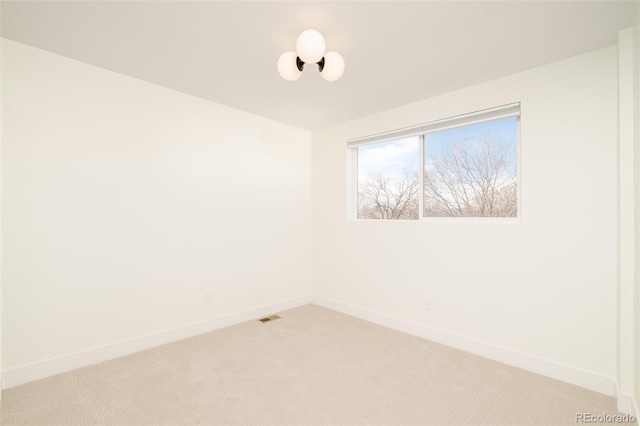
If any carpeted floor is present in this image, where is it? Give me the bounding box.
[0,304,631,425]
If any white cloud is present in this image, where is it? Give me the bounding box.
[358,137,419,178]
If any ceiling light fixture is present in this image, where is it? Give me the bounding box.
[278,29,345,82]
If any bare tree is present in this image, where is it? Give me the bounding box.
[424,136,516,217]
[357,134,516,219]
[358,170,419,220]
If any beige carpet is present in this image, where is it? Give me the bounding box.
[0,304,631,425]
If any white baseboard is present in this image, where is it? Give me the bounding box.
[312,295,617,398]
[2,295,312,390]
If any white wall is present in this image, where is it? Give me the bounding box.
[312,47,618,391]
[0,7,4,399]
[1,39,311,383]
[634,4,640,412]
[618,26,638,415]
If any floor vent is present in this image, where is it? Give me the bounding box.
[258,315,281,323]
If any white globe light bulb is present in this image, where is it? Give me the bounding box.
[296,29,326,64]
[320,51,345,82]
[277,51,302,81]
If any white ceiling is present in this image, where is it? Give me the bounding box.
[1,1,637,130]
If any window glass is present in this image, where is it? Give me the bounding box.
[357,136,419,220]
[423,117,517,217]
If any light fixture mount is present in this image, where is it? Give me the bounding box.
[278,29,344,82]
[295,56,325,72]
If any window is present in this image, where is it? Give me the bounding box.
[349,103,520,220]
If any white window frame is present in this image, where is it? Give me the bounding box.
[348,103,521,223]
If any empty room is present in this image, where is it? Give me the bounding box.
[1,1,639,425]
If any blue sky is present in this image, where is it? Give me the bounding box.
[424,116,517,160]
[357,117,517,180]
